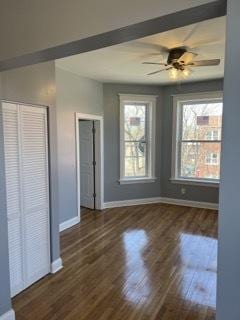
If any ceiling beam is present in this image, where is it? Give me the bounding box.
[0,0,226,72]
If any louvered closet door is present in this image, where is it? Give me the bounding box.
[2,102,50,297]
[20,105,50,288]
[2,103,24,297]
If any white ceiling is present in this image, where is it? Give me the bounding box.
[56,16,226,85]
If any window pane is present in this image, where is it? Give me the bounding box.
[180,142,221,180]
[124,141,146,177]
[182,102,223,141]
[124,104,146,141]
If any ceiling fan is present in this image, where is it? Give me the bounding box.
[142,47,220,79]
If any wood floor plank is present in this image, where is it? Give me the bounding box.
[13,204,218,320]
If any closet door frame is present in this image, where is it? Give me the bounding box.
[3,100,51,296]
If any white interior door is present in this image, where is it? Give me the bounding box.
[79,120,94,209]
[2,102,50,297]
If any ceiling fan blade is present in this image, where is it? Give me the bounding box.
[178,51,198,64]
[122,41,169,54]
[142,62,167,66]
[189,59,221,67]
[141,53,163,58]
[182,24,200,45]
[136,42,169,54]
[190,39,224,49]
[147,67,171,76]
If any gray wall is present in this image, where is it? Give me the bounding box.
[103,80,223,204]
[1,62,60,262]
[0,75,12,316]
[55,67,103,223]
[217,0,240,318]
[103,83,162,202]
[0,62,61,317]
[161,79,223,203]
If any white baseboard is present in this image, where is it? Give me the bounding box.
[104,197,218,210]
[0,309,15,320]
[159,197,218,210]
[104,197,162,208]
[51,257,63,274]
[59,216,80,232]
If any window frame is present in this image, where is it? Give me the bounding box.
[119,94,157,184]
[171,91,223,187]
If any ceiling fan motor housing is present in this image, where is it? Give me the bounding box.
[167,47,187,68]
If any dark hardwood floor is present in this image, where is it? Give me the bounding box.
[13,204,218,320]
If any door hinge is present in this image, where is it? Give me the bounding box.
[92,127,96,134]
[92,160,96,166]
[93,193,96,198]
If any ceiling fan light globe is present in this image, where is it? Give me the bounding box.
[169,68,178,80]
[182,69,190,78]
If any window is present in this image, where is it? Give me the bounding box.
[119,94,156,183]
[205,152,219,165]
[171,92,223,185]
[206,130,219,141]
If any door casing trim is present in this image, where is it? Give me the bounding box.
[75,113,104,220]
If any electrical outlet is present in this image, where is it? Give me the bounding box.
[181,187,186,195]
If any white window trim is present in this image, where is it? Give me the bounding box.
[119,94,157,184]
[171,91,223,187]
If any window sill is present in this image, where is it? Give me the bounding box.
[170,178,219,188]
[119,177,157,184]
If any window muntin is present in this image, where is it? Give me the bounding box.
[119,95,156,182]
[173,93,223,183]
